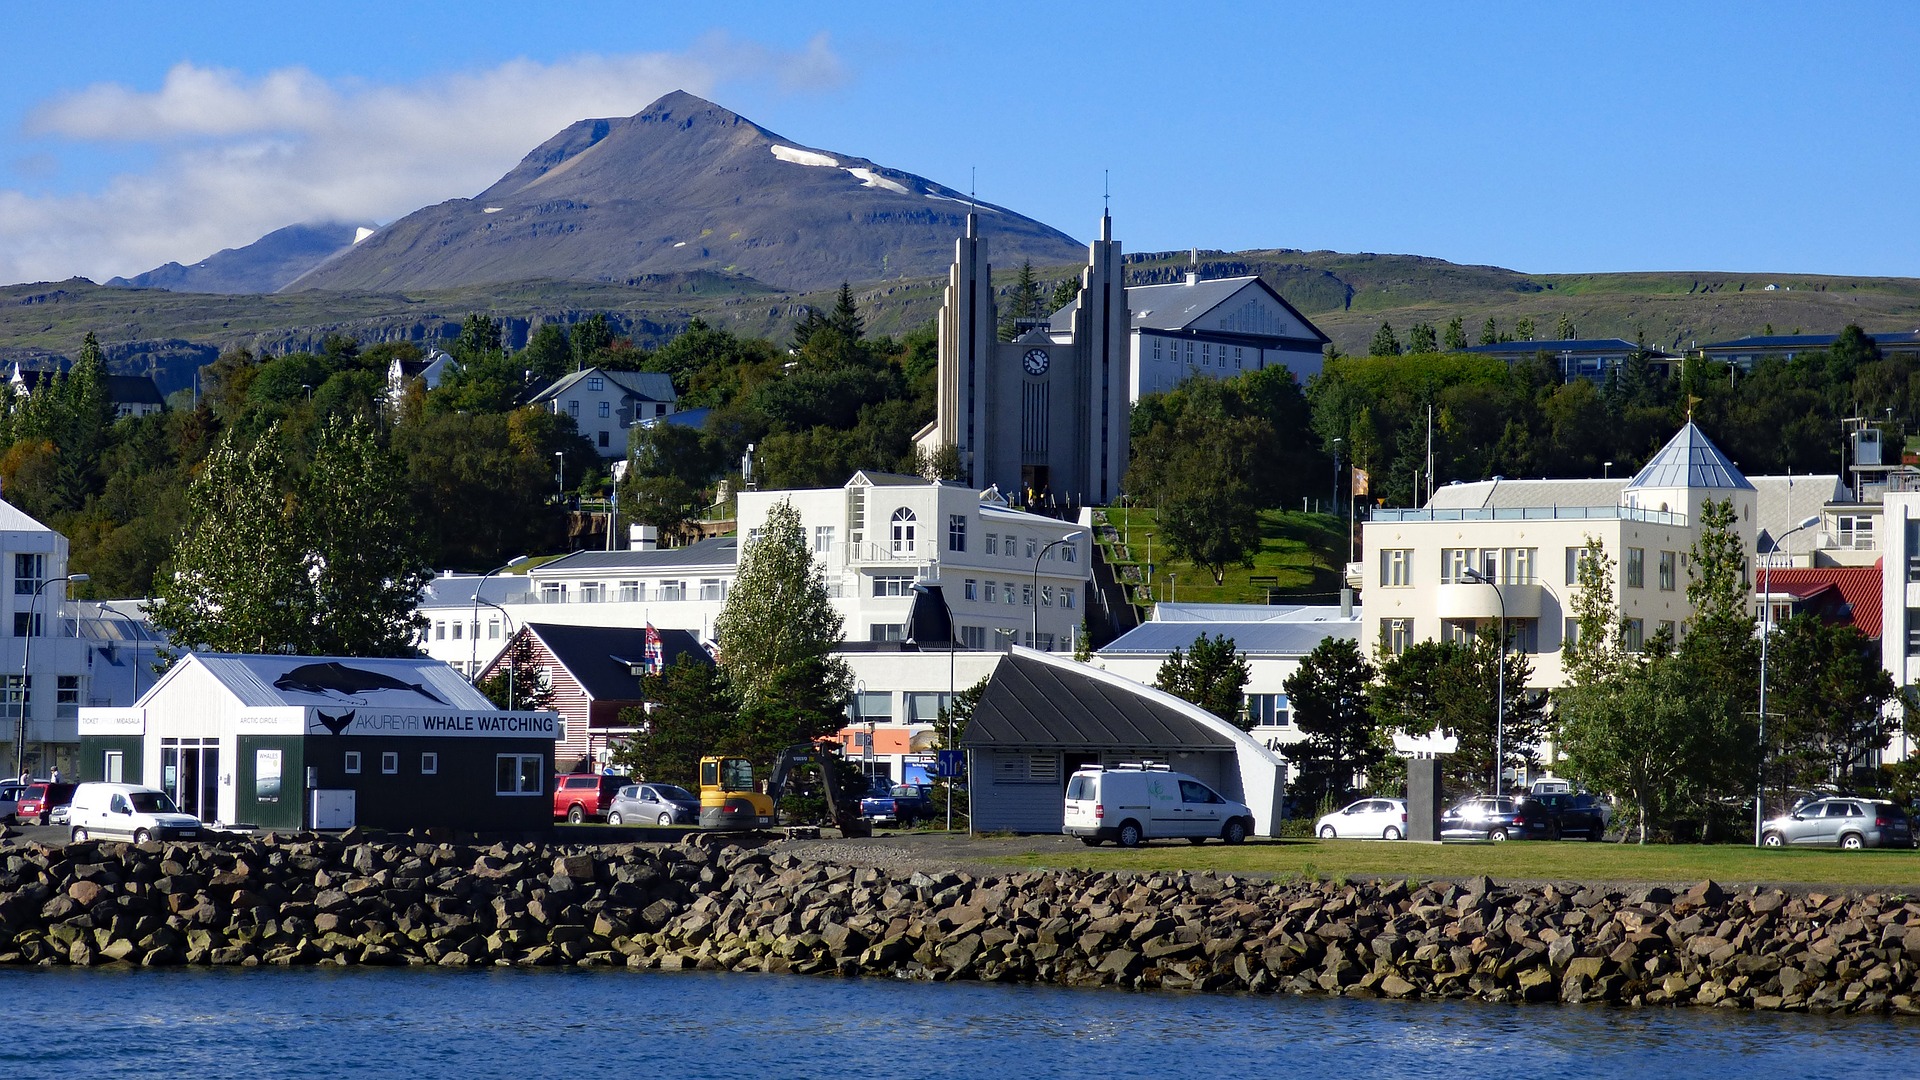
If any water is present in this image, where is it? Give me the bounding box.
[2,967,1914,1079]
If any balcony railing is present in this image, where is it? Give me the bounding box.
[1371,505,1688,527]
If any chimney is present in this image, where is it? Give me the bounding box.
[1340,587,1354,618]
[630,524,659,551]
[1187,247,1198,287]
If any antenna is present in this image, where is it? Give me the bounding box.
[1103,168,1110,213]
[969,167,976,212]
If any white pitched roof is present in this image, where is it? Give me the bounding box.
[148,652,493,711]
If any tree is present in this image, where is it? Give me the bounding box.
[714,500,852,758]
[1051,277,1081,311]
[609,656,735,788]
[453,314,502,361]
[521,323,572,382]
[1557,313,1577,340]
[998,261,1045,341]
[1126,379,1274,584]
[1282,637,1379,805]
[1443,317,1468,352]
[571,314,614,370]
[1515,317,1535,341]
[1369,322,1402,357]
[1558,536,1621,690]
[1557,652,1703,844]
[298,416,432,656]
[1479,317,1499,347]
[1372,631,1545,794]
[478,635,557,712]
[1768,614,1900,798]
[827,282,865,341]
[1154,633,1252,728]
[1406,322,1438,354]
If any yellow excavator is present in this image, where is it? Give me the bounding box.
[698,743,871,837]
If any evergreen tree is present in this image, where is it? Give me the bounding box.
[1369,322,1402,357]
[521,323,572,382]
[610,656,736,788]
[1051,277,1082,311]
[1557,313,1577,340]
[1282,637,1379,805]
[1443,316,1468,351]
[1479,317,1499,346]
[1515,317,1536,341]
[1767,614,1899,801]
[715,499,852,719]
[828,283,865,341]
[1154,633,1252,728]
[479,635,557,712]
[998,261,1045,341]
[1557,536,1621,690]
[1406,322,1438,354]
[453,314,502,361]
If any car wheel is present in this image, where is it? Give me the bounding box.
[657,812,675,826]
[1117,820,1143,848]
[1080,837,1102,846]
[1586,826,1603,841]
[1188,835,1207,845]
[1383,826,1402,841]
[1489,828,1509,842]
[1319,825,1337,840]
[1762,831,1786,848]
[607,811,623,826]
[1841,832,1865,850]
[566,805,585,824]
[132,828,151,845]
[1222,819,1248,845]
[70,826,87,842]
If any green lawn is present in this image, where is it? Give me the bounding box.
[1096,507,1345,611]
[989,837,1920,890]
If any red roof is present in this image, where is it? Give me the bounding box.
[1760,562,1883,639]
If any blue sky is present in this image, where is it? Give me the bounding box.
[5,2,1916,284]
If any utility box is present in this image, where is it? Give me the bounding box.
[1407,758,1443,841]
[311,789,356,830]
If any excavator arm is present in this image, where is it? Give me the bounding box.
[769,743,870,838]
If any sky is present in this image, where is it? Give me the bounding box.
[4,2,1917,286]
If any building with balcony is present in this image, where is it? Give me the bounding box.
[0,500,91,779]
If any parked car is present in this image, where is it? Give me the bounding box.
[552,773,627,823]
[17,781,75,827]
[1315,798,1409,840]
[1526,792,1609,840]
[1062,764,1255,847]
[1762,797,1914,849]
[862,784,935,828]
[607,783,699,826]
[0,779,24,823]
[1441,795,1547,841]
[68,782,203,843]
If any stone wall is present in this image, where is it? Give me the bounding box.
[6,834,1920,1013]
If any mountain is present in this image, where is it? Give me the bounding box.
[109,221,373,294]
[284,91,1086,294]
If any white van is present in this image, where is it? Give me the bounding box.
[68,783,204,844]
[1063,763,1254,847]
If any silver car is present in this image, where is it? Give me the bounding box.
[607,783,699,826]
[1762,797,1914,849]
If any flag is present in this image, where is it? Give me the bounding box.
[644,623,664,673]
[1351,466,1370,496]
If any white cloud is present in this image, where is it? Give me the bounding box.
[0,33,845,285]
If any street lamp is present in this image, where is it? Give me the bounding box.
[608,459,628,552]
[469,556,528,682]
[17,572,87,779]
[554,451,565,501]
[910,580,958,831]
[1031,531,1084,649]
[1756,514,1821,846]
[1331,437,1344,517]
[1460,566,1506,796]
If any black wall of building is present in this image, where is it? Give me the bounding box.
[77,737,143,784]
[306,736,554,832]
[237,735,305,831]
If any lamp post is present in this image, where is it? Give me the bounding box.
[608,459,628,552]
[469,556,528,682]
[554,451,566,501]
[1460,566,1505,797]
[1331,437,1344,517]
[1031,531,1084,649]
[17,572,87,779]
[1756,514,1821,846]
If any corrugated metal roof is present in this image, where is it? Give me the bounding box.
[528,367,676,405]
[1462,338,1648,355]
[1153,602,1352,623]
[1751,474,1844,544]
[534,537,738,574]
[1625,423,1754,491]
[184,653,496,710]
[1099,621,1358,657]
[1424,478,1628,510]
[1759,565,1883,639]
[418,573,534,610]
[964,651,1236,750]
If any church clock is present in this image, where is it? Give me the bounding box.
[1022,348,1050,376]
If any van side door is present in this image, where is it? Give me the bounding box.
[1179,779,1225,836]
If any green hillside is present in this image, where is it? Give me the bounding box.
[1095,507,1346,616]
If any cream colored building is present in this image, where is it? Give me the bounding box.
[1361,423,1759,689]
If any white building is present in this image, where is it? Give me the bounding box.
[528,367,678,458]
[0,500,93,778]
[385,348,458,412]
[1101,273,1329,400]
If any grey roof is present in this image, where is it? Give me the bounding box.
[533,537,738,574]
[964,652,1237,751]
[1099,620,1359,657]
[417,573,533,609]
[167,652,495,710]
[1122,277,1257,331]
[1625,422,1754,491]
[521,623,710,702]
[1425,477,1628,511]
[1697,332,1920,351]
[528,367,676,405]
[1153,602,1353,623]
[847,470,926,487]
[1462,338,1658,357]
[1752,473,1844,546]
[105,375,165,406]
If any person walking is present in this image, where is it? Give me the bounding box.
[49,767,60,784]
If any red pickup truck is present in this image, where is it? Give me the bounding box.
[553,774,625,823]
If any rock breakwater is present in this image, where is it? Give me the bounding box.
[6,834,1920,1013]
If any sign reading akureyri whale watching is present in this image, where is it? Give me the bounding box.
[303,708,560,740]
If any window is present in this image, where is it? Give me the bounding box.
[949,514,967,552]
[56,675,78,718]
[618,581,640,603]
[1504,548,1537,585]
[906,692,952,723]
[1564,618,1580,650]
[539,582,567,603]
[1034,632,1055,651]
[1026,537,1038,559]
[1441,619,1477,646]
[961,625,986,650]
[434,621,446,641]
[658,580,686,601]
[566,400,580,418]
[698,578,726,601]
[1623,618,1645,652]
[1382,618,1412,658]
[869,623,905,642]
[587,375,605,391]
[1186,341,1195,363]
[345,751,362,775]
[1234,347,1245,368]
[12,613,39,638]
[102,750,123,783]
[1202,343,1211,366]
[381,751,399,775]
[1509,618,1539,654]
[1021,584,1033,607]
[1061,544,1077,564]
[1040,585,1054,607]
[982,580,996,604]
[1380,549,1413,587]
[1658,551,1676,591]
[1002,582,1015,605]
[421,752,439,776]
[256,749,282,802]
[813,525,835,554]
[890,507,917,554]
[488,616,502,639]
[1441,548,1472,584]
[986,533,999,555]
[13,553,44,596]
[964,579,978,601]
[597,401,611,418]
[1625,548,1645,589]
[1565,546,1590,586]
[850,690,893,722]
[495,754,545,795]
[579,582,605,603]
[1658,620,1676,642]
[1246,694,1289,727]
[1063,589,1076,610]
[451,620,464,640]
[1153,337,1163,360]
[872,575,914,597]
